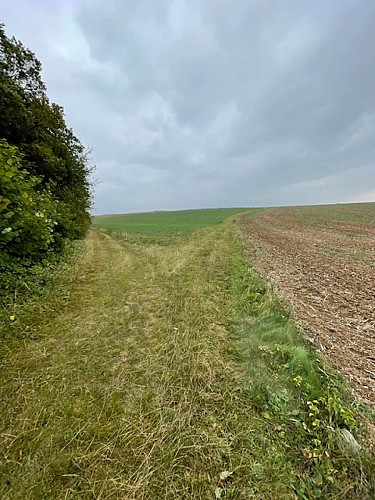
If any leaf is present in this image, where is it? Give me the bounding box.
[313,471,323,485]
[253,463,264,476]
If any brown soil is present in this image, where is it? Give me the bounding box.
[241,204,375,407]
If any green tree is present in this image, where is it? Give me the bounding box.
[0,23,93,240]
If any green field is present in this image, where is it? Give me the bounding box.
[92,207,253,233]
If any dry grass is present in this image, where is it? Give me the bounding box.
[0,216,373,498]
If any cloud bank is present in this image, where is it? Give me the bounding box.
[2,0,375,212]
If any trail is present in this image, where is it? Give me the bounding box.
[0,226,253,499]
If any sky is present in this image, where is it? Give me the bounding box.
[1,0,375,213]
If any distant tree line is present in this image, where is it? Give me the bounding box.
[0,23,93,298]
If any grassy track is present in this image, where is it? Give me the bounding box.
[0,210,373,498]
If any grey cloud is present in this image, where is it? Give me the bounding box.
[1,0,374,213]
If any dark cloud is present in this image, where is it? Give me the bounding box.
[1,0,374,213]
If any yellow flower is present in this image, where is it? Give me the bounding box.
[9,315,15,321]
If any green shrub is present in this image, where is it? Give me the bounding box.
[0,141,62,258]
[0,141,71,299]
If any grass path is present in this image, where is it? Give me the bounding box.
[1,219,373,498]
[1,223,256,498]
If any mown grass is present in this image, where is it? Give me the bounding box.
[0,209,374,498]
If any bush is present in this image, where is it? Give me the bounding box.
[0,141,61,258]
[0,23,93,243]
[0,141,71,299]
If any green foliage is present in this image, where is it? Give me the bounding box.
[0,141,60,256]
[0,23,45,96]
[0,23,92,242]
[0,142,67,298]
[0,23,93,299]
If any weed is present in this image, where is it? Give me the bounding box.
[320,245,373,265]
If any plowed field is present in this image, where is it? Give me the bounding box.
[242,203,375,407]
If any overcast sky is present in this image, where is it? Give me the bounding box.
[1,1,375,213]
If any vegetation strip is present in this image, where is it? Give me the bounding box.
[1,24,92,303]
[1,211,374,498]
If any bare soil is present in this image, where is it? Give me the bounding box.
[242,203,375,407]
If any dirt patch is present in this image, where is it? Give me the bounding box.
[242,204,375,407]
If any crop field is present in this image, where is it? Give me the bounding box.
[1,205,374,498]
[241,202,375,407]
[93,208,251,233]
